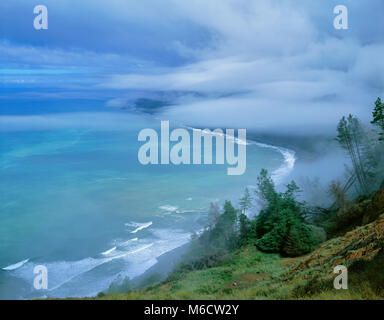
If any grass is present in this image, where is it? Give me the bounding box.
[96,248,289,300]
[93,214,384,300]
[94,249,382,300]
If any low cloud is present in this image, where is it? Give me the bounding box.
[100,1,384,133]
[2,0,384,134]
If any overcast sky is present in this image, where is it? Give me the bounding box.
[1,0,383,133]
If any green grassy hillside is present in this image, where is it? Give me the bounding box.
[96,213,384,300]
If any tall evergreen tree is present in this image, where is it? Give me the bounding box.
[336,114,369,194]
[371,97,384,141]
[239,187,252,214]
[207,202,220,229]
[254,169,278,237]
[252,170,322,256]
[207,201,238,250]
[255,168,277,206]
[238,213,250,245]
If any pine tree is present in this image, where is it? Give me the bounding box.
[255,168,277,206]
[371,97,384,141]
[238,213,250,245]
[239,187,252,214]
[207,202,220,229]
[253,170,323,256]
[282,223,318,257]
[336,114,369,194]
[219,201,239,249]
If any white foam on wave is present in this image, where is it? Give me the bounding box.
[176,209,200,214]
[250,141,296,184]
[123,229,192,279]
[118,238,139,247]
[6,227,192,298]
[183,124,296,183]
[159,205,178,212]
[47,243,160,292]
[101,247,117,256]
[190,124,296,183]
[270,148,296,184]
[184,126,249,146]
[125,221,153,234]
[9,255,117,293]
[2,259,29,271]
[45,252,133,292]
[7,241,159,296]
[150,229,191,254]
[128,243,154,255]
[159,204,201,215]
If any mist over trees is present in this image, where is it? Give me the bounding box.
[175,168,324,276]
[335,98,384,197]
[239,187,252,214]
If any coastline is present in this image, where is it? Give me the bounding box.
[129,242,191,289]
[120,135,299,292]
[247,131,334,161]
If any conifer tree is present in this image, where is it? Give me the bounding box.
[371,97,384,141]
[252,170,322,256]
[239,187,252,214]
[336,114,369,194]
[238,213,250,245]
[207,202,220,229]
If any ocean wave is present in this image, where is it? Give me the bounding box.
[125,221,153,234]
[184,126,249,146]
[9,242,156,294]
[101,247,117,256]
[175,209,200,214]
[250,141,296,184]
[6,229,190,298]
[118,238,139,247]
[2,259,29,271]
[159,205,178,212]
[46,253,130,292]
[159,204,202,214]
[8,257,107,292]
[270,148,296,184]
[47,243,156,291]
[127,243,154,255]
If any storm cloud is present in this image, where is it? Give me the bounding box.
[1,0,383,133]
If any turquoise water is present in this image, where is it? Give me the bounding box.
[0,112,289,299]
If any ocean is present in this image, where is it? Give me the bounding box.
[0,111,295,299]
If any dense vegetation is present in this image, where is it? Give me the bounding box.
[181,169,324,271]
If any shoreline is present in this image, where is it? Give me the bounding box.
[130,242,191,289]
[247,131,334,161]
[122,135,301,292]
[109,131,308,293]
